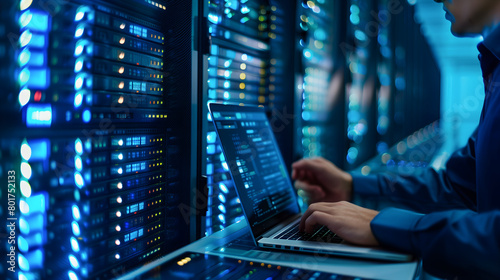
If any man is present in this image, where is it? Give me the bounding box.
[292,0,500,279]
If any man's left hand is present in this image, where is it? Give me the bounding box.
[299,201,380,246]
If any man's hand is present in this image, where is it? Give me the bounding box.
[292,157,353,204]
[299,201,379,246]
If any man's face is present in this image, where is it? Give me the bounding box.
[435,0,500,36]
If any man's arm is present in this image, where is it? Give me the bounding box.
[353,129,478,213]
[371,208,500,279]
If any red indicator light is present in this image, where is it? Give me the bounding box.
[34,91,42,102]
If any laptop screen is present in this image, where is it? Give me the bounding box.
[209,103,300,238]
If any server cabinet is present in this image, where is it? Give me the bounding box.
[201,0,295,236]
[294,0,347,167]
[0,0,194,279]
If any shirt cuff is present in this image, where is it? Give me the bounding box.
[352,174,380,196]
[370,207,424,253]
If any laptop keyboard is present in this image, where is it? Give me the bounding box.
[274,221,343,243]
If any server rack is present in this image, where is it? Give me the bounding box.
[1,0,194,279]
[344,0,379,169]
[345,0,441,170]
[201,0,295,236]
[294,0,347,167]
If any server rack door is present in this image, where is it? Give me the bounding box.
[0,1,194,279]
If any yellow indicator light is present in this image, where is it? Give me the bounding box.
[361,166,371,176]
[240,73,246,80]
[239,83,245,90]
[240,63,246,70]
[20,0,32,11]
[239,93,245,99]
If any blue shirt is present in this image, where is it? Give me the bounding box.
[353,27,500,279]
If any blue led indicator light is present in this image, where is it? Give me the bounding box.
[20,199,30,214]
[74,172,84,188]
[18,254,30,271]
[19,272,29,280]
[218,193,226,203]
[26,104,52,127]
[20,162,32,179]
[75,26,84,38]
[219,183,229,194]
[82,109,91,123]
[69,255,80,269]
[75,139,83,155]
[241,5,250,14]
[70,237,80,252]
[18,89,30,106]
[19,217,30,234]
[218,214,226,224]
[75,44,84,56]
[68,271,79,280]
[208,14,220,24]
[71,221,81,236]
[19,68,30,85]
[75,76,83,90]
[19,30,32,47]
[18,49,31,66]
[75,156,82,171]
[74,59,83,72]
[72,205,81,220]
[18,236,29,253]
[20,180,32,197]
[75,11,85,21]
[20,143,32,161]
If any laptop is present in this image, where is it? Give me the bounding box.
[208,103,412,262]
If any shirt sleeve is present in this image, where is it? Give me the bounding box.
[371,208,500,279]
[352,128,478,213]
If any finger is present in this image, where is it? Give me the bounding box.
[299,203,332,231]
[304,211,334,233]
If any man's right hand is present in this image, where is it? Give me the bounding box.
[291,157,353,204]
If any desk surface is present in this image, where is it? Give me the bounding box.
[118,220,418,280]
